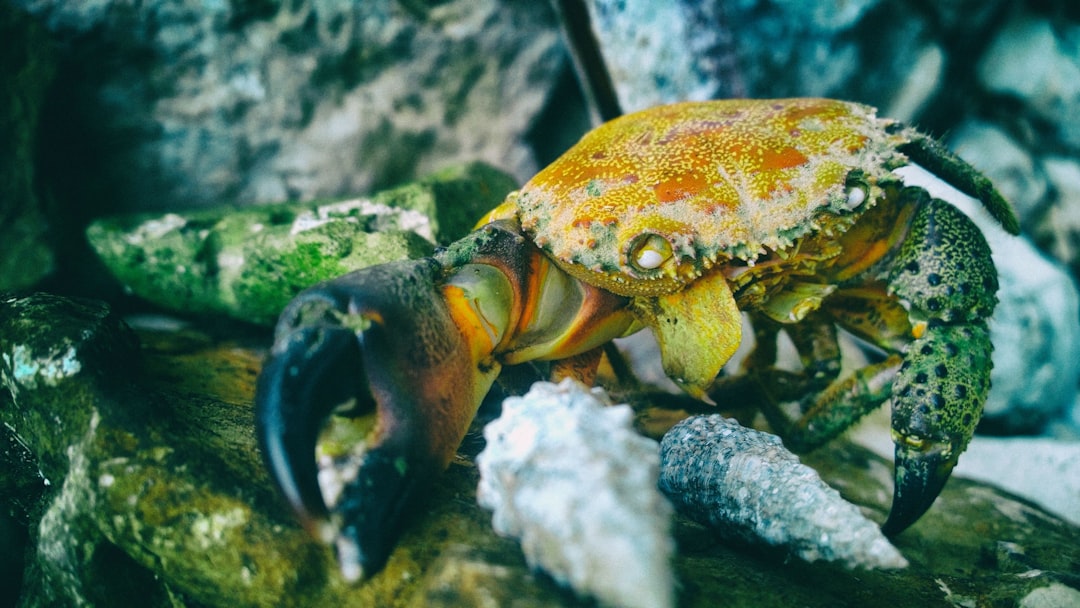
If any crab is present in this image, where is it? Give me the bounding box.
[255,98,1018,579]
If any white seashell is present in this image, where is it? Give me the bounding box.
[659,414,908,570]
[476,379,675,608]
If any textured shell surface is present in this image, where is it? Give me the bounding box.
[659,414,908,570]
[514,98,909,295]
[476,379,676,608]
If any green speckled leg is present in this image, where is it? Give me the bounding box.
[712,313,886,447]
[771,355,902,453]
[761,287,913,450]
[896,127,1020,235]
[881,193,997,534]
[743,193,998,535]
[708,314,841,418]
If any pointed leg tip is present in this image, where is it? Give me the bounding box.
[883,442,958,536]
[881,504,923,538]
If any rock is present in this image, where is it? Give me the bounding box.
[978,9,1080,149]
[409,544,570,608]
[564,0,958,118]
[977,235,1080,433]
[1036,156,1080,278]
[0,4,56,290]
[579,0,729,112]
[1019,583,1080,608]
[917,0,1010,32]
[0,294,311,606]
[87,163,516,325]
[12,0,560,212]
[591,0,881,102]
[879,42,945,123]
[477,380,676,608]
[2,293,1080,606]
[955,437,1080,526]
[726,0,881,98]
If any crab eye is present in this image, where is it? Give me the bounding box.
[628,233,673,271]
[843,170,869,211]
[845,185,867,210]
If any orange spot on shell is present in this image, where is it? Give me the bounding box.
[653,172,709,204]
[759,146,808,171]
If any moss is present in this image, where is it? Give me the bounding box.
[235,227,433,325]
[87,163,517,325]
[4,294,1080,606]
[0,294,139,481]
[421,162,519,242]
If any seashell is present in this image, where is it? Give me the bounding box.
[659,414,908,570]
[476,379,675,608]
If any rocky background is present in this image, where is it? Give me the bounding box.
[2,0,1080,606]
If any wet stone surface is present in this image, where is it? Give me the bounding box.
[2,291,1079,607]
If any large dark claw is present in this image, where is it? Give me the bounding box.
[256,260,499,580]
[881,441,957,536]
[256,321,364,531]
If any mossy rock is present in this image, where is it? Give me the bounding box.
[2,293,1078,607]
[87,162,517,325]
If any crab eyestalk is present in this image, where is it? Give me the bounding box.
[255,259,501,580]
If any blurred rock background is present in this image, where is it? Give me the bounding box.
[3,0,1080,606]
[9,0,1077,431]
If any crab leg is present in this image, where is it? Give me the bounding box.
[256,221,632,579]
[881,193,996,534]
[713,188,997,535]
[255,258,498,579]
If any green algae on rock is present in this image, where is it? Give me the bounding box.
[0,294,346,606]
[87,163,517,325]
[0,292,563,607]
[2,292,1080,607]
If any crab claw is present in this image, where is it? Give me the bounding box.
[881,439,957,537]
[256,260,498,581]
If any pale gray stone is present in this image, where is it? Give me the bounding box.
[978,10,1080,148]
[11,0,561,211]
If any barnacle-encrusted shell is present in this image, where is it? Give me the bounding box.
[659,414,908,570]
[476,379,675,608]
[514,98,908,296]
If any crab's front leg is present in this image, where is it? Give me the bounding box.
[880,189,996,534]
[255,220,632,579]
[741,187,998,535]
[255,257,499,580]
